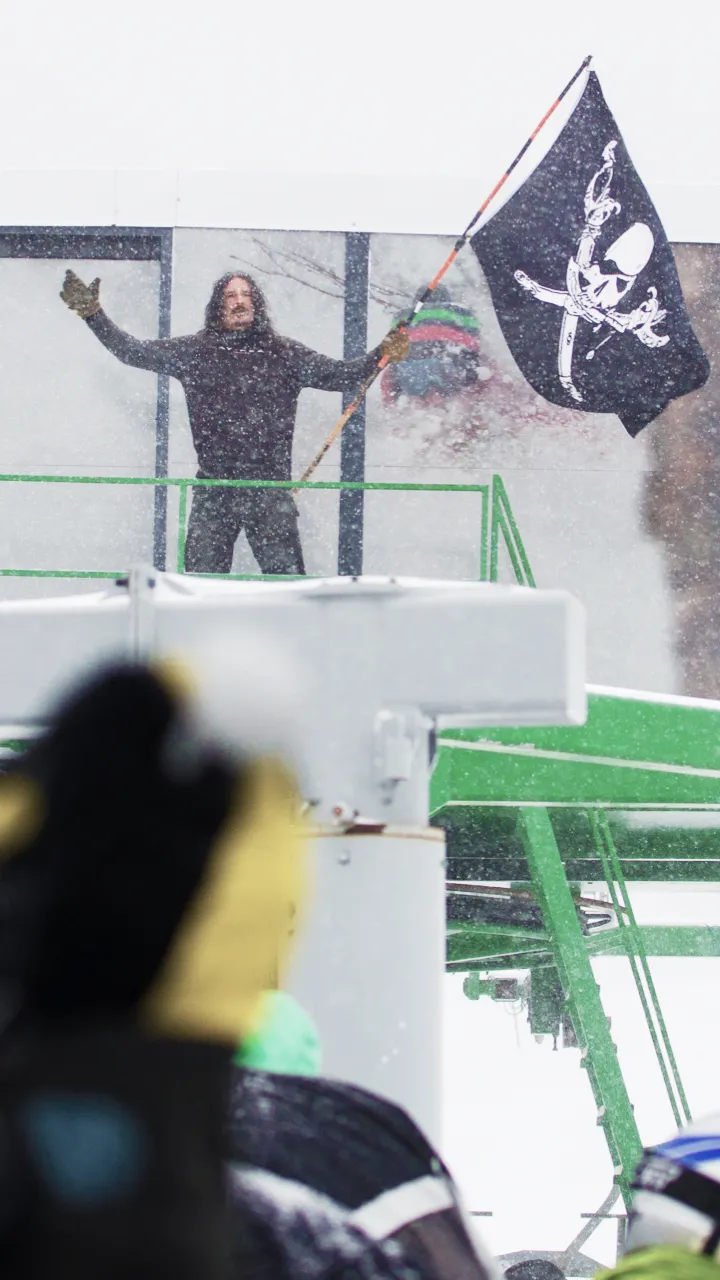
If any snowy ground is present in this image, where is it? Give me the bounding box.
[444,883,720,1267]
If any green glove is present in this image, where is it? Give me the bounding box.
[60,269,101,319]
[235,991,321,1076]
[381,328,411,363]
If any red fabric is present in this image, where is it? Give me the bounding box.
[408,325,479,351]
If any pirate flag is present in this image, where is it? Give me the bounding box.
[471,72,709,435]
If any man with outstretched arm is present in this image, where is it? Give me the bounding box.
[61,270,409,576]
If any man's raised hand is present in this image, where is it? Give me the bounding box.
[60,270,101,319]
[380,328,411,364]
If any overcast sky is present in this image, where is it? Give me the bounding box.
[1,0,717,187]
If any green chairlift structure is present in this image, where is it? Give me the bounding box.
[428,479,720,1267]
[433,610,720,1260]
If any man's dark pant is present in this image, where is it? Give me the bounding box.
[184,485,306,575]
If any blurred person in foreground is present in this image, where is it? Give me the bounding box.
[0,653,495,1280]
[0,652,307,1278]
[60,270,409,577]
[229,988,499,1280]
[598,1116,720,1280]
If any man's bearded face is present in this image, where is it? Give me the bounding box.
[222,278,255,331]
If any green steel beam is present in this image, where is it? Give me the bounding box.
[447,924,720,969]
[518,807,642,1206]
[431,685,720,819]
[589,810,691,1127]
[448,927,550,964]
[432,743,720,809]
[588,924,720,957]
[436,802,720,882]
[491,474,536,587]
[450,860,720,883]
[449,956,552,973]
[438,689,720,772]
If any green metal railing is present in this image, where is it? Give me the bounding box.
[518,806,644,1204]
[434,688,720,1207]
[589,810,692,1128]
[0,472,534,585]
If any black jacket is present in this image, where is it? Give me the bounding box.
[0,1026,235,1280]
[228,1069,498,1280]
[86,312,381,480]
[0,1032,416,1280]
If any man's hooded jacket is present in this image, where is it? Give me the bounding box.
[85,305,381,481]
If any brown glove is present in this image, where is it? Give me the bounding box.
[380,328,411,363]
[60,269,101,319]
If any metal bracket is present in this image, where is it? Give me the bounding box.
[128,564,157,660]
[373,707,429,793]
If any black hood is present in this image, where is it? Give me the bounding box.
[0,666,238,1023]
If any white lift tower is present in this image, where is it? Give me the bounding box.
[0,570,585,1141]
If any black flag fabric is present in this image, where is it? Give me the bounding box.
[471,72,709,435]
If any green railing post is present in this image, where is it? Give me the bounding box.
[590,810,692,1126]
[176,480,189,573]
[491,474,536,586]
[589,811,683,1128]
[518,806,643,1206]
[479,485,490,582]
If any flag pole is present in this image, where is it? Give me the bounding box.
[300,53,593,485]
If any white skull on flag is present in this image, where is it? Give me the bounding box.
[514,141,670,403]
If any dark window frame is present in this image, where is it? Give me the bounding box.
[0,226,173,569]
[0,224,373,576]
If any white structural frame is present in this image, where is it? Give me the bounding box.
[0,569,586,1139]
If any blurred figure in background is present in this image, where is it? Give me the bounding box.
[228,988,499,1280]
[381,285,486,409]
[642,245,720,699]
[599,1115,720,1280]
